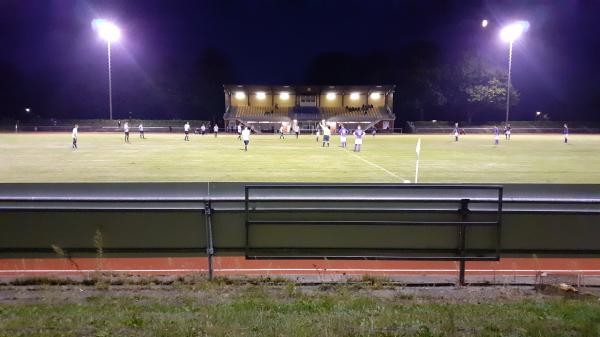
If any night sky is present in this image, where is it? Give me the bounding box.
[1,0,599,122]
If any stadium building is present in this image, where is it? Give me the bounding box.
[223,85,395,132]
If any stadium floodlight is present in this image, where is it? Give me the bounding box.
[370,92,381,100]
[500,21,528,43]
[93,19,121,42]
[350,92,360,100]
[500,21,529,123]
[256,91,266,100]
[24,108,31,112]
[536,111,541,116]
[92,19,121,120]
[482,19,488,28]
[326,92,336,100]
[280,92,290,100]
[235,91,246,100]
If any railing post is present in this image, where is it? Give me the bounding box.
[458,198,470,286]
[204,201,214,280]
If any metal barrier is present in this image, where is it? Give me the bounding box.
[1,183,600,284]
[245,184,503,284]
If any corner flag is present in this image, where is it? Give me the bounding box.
[415,138,422,183]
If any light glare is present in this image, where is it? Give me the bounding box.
[326,92,336,100]
[92,19,121,42]
[280,92,290,100]
[500,21,529,43]
[256,92,266,100]
[235,91,246,99]
[481,19,488,28]
[350,92,360,100]
[370,92,381,100]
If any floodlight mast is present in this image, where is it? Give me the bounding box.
[107,40,113,120]
[93,19,121,120]
[500,22,527,123]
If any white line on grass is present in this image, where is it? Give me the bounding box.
[349,151,404,181]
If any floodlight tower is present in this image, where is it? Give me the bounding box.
[500,21,528,123]
[92,19,121,120]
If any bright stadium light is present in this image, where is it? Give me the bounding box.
[350,92,360,100]
[256,91,266,100]
[24,108,31,112]
[370,92,381,100]
[235,91,246,100]
[280,92,290,100]
[92,19,121,120]
[326,92,336,100]
[500,20,529,123]
[536,111,541,116]
[500,21,529,43]
[481,19,488,28]
[93,19,121,42]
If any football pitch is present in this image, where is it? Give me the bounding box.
[0,132,599,183]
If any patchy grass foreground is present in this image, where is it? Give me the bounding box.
[1,281,599,337]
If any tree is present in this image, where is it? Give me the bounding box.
[395,42,447,121]
[447,53,519,123]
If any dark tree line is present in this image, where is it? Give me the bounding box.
[1,44,517,124]
[306,44,519,124]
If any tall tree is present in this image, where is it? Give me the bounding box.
[395,42,447,121]
[446,53,519,123]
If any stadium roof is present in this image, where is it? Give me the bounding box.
[223,85,395,95]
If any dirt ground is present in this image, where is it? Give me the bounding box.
[1,282,599,305]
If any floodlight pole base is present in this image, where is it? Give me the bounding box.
[205,201,215,280]
[457,199,470,286]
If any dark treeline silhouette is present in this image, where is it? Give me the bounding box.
[3,42,516,127]
[306,42,520,126]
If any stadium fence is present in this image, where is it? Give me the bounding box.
[1,183,599,284]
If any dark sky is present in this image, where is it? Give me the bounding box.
[1,0,599,121]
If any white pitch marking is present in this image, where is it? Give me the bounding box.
[349,152,403,180]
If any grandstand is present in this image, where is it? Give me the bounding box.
[223,85,395,132]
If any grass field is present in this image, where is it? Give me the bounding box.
[1,132,599,183]
[1,281,599,337]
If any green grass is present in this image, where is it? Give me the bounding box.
[0,284,599,337]
[1,132,599,183]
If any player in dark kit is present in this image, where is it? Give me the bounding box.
[353,125,364,152]
[493,126,500,145]
[453,123,459,142]
[338,125,349,148]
